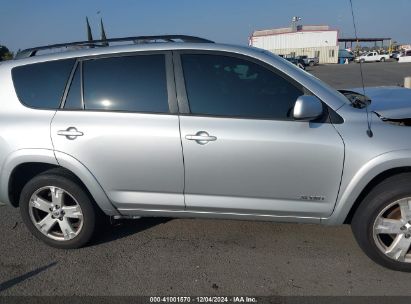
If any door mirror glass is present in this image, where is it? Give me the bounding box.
[293,95,323,121]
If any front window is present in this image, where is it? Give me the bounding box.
[181,54,304,120]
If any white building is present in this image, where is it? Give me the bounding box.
[250,25,339,64]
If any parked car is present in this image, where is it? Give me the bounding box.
[284,57,306,69]
[296,55,319,66]
[391,51,402,60]
[398,50,411,63]
[355,51,390,63]
[3,35,411,271]
[338,49,355,62]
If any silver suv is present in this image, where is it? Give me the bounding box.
[2,35,411,271]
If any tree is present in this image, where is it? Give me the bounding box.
[0,45,13,61]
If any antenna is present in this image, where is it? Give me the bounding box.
[100,18,108,46]
[349,0,373,138]
[86,17,93,42]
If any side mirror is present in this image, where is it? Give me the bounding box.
[293,95,323,121]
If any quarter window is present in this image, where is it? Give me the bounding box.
[12,59,75,109]
[64,64,82,110]
[83,55,169,113]
[181,54,304,119]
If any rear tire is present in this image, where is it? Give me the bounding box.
[352,173,411,272]
[380,57,386,62]
[20,170,97,249]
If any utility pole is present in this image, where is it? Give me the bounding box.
[291,16,301,32]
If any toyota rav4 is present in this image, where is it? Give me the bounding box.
[1,35,411,272]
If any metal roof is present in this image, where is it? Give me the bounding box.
[252,25,335,37]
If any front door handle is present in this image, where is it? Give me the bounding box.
[185,131,217,145]
[57,127,84,140]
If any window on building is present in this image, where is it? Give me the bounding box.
[315,51,320,58]
[329,50,335,58]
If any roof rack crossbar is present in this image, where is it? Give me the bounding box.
[15,35,214,59]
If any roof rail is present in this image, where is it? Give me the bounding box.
[15,35,214,59]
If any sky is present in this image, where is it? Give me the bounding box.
[1,0,410,52]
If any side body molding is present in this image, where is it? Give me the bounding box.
[323,149,411,225]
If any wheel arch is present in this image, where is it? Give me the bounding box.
[1,149,119,216]
[344,166,411,224]
[323,150,411,225]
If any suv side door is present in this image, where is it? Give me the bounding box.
[175,51,344,218]
[51,52,185,211]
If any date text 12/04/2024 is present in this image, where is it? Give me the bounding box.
[149,296,258,303]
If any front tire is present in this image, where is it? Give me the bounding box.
[20,171,97,249]
[352,173,411,271]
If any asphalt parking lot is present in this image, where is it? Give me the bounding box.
[310,61,411,89]
[1,61,411,297]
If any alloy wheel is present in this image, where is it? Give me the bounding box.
[373,197,411,262]
[28,186,84,241]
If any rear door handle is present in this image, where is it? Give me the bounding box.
[185,131,217,145]
[57,127,84,140]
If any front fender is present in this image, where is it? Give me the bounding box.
[322,149,411,225]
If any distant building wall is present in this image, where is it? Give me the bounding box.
[250,25,339,64]
[264,46,339,64]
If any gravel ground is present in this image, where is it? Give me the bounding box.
[1,62,411,297]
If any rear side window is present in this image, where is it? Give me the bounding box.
[82,55,169,113]
[12,59,75,109]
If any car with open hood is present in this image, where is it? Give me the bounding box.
[1,35,411,272]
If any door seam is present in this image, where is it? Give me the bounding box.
[171,50,187,209]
